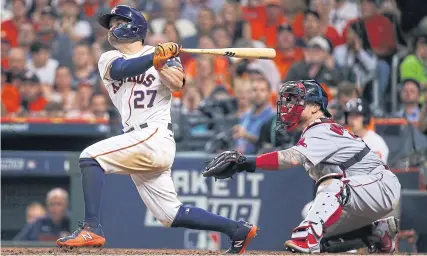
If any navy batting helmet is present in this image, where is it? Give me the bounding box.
[277,80,331,131]
[344,98,371,126]
[98,5,148,42]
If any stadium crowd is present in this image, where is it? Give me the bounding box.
[1,0,427,154]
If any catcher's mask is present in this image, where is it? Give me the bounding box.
[277,80,331,131]
[277,81,307,132]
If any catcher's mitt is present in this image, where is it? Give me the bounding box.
[153,42,181,70]
[202,150,255,180]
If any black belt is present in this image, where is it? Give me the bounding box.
[339,145,370,171]
[126,123,173,133]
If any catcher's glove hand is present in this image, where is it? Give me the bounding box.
[202,150,256,180]
[153,42,182,71]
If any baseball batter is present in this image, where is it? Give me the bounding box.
[56,5,258,254]
[203,80,401,253]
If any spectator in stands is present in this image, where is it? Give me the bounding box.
[286,36,342,87]
[195,55,229,100]
[255,114,299,154]
[27,0,51,24]
[79,0,110,25]
[419,100,427,135]
[27,42,59,86]
[7,47,28,79]
[235,39,280,92]
[25,202,46,225]
[91,42,104,68]
[212,26,233,49]
[163,22,182,44]
[181,82,203,115]
[330,81,359,124]
[250,0,285,47]
[394,79,422,123]
[66,82,94,119]
[282,0,306,38]
[150,0,197,39]
[90,93,110,120]
[17,71,47,117]
[344,98,389,163]
[241,0,266,39]
[17,23,36,56]
[1,38,11,69]
[400,34,427,84]
[71,43,98,88]
[233,73,274,154]
[329,0,360,34]
[181,0,224,24]
[182,8,216,48]
[233,78,253,119]
[348,0,397,58]
[334,21,377,88]
[51,65,77,111]
[14,188,70,241]
[217,2,250,45]
[43,101,65,118]
[274,23,304,80]
[304,8,343,47]
[185,51,230,93]
[1,0,28,47]
[38,6,74,67]
[57,0,92,43]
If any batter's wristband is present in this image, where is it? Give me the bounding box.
[255,151,279,170]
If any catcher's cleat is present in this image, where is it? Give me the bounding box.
[57,221,106,247]
[284,233,321,254]
[372,216,399,253]
[226,221,258,254]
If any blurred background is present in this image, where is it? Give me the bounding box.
[1,0,427,253]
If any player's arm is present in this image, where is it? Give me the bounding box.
[248,149,313,171]
[158,58,185,92]
[104,53,155,80]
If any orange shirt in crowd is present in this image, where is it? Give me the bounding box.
[28,97,48,112]
[83,3,99,17]
[290,12,305,38]
[1,84,48,114]
[274,47,305,79]
[1,19,19,47]
[1,84,20,113]
[2,57,9,69]
[324,26,344,47]
[173,57,232,99]
[344,15,397,55]
[246,7,286,47]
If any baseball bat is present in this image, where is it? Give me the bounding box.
[180,48,276,59]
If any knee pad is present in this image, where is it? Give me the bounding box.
[316,174,350,206]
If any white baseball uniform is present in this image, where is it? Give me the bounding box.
[292,119,401,238]
[80,45,182,227]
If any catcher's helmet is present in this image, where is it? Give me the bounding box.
[344,98,371,126]
[277,80,331,131]
[98,5,148,42]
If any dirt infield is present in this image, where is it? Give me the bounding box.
[0,247,370,255]
[1,248,294,255]
[2,247,424,255]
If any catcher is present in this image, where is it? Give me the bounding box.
[204,80,401,253]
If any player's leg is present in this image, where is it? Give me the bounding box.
[57,127,161,247]
[131,170,258,254]
[325,171,401,253]
[284,174,348,253]
[286,171,400,253]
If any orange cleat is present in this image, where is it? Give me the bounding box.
[226,221,259,254]
[57,221,106,248]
